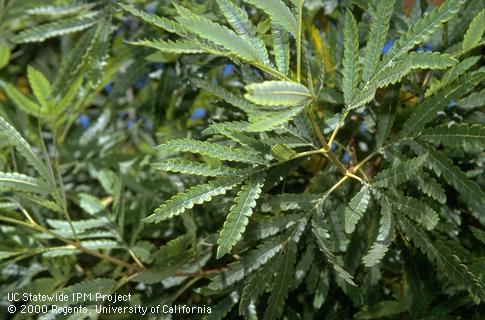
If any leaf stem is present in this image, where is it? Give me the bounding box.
[43,127,79,242]
[0,215,137,271]
[252,62,292,81]
[328,112,348,148]
[296,0,304,83]
[128,248,145,269]
[325,151,376,194]
[306,108,328,149]
[303,108,363,181]
[170,276,202,303]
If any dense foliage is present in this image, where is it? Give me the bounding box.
[0,0,484,319]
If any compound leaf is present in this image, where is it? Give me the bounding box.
[362,0,395,82]
[209,236,286,290]
[373,155,427,188]
[462,9,485,53]
[155,138,267,164]
[14,12,100,43]
[217,0,270,65]
[342,10,361,105]
[153,159,243,177]
[175,5,265,63]
[0,116,52,185]
[264,241,297,320]
[383,0,465,64]
[245,0,297,34]
[363,201,394,267]
[217,175,265,258]
[421,124,485,149]
[145,175,246,223]
[129,39,204,54]
[345,185,371,234]
[0,172,51,194]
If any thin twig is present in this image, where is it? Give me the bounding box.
[0,215,136,271]
[296,0,304,83]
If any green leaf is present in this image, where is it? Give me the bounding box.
[362,0,395,82]
[27,66,52,109]
[239,256,276,315]
[79,240,120,251]
[244,81,312,106]
[43,240,120,257]
[0,81,44,117]
[131,241,156,264]
[345,185,371,234]
[155,138,267,164]
[0,172,51,194]
[342,10,361,105]
[119,4,189,36]
[348,0,464,111]
[264,241,297,320]
[145,175,246,223]
[414,172,446,204]
[421,124,485,149]
[217,0,270,65]
[373,155,427,188]
[355,300,408,319]
[152,234,192,267]
[462,9,485,53]
[271,144,297,161]
[376,100,396,149]
[0,116,52,185]
[350,52,457,111]
[362,200,394,267]
[13,12,100,43]
[399,216,484,300]
[390,195,439,231]
[133,234,193,283]
[46,217,110,232]
[153,159,243,177]
[312,217,356,286]
[26,4,94,17]
[457,88,484,110]
[246,106,305,132]
[174,5,266,63]
[52,27,97,94]
[272,24,290,75]
[265,134,313,147]
[0,43,10,69]
[383,0,465,64]
[403,52,458,69]
[409,141,485,206]
[425,56,480,97]
[245,0,297,34]
[129,38,204,54]
[191,78,258,114]
[217,175,265,258]
[79,193,105,215]
[293,244,315,290]
[210,122,268,152]
[55,77,83,117]
[245,214,300,240]
[470,226,485,245]
[209,236,285,290]
[399,70,485,138]
[203,292,238,320]
[0,251,23,261]
[260,193,319,212]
